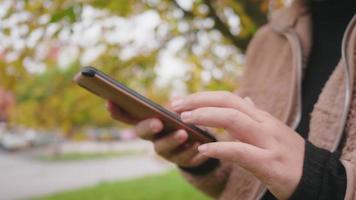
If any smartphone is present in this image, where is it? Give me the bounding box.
[74,66,216,143]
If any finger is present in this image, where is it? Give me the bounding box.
[190,153,209,166]
[171,91,264,122]
[244,97,255,107]
[135,118,163,140]
[169,142,201,167]
[165,96,183,111]
[180,107,262,145]
[154,130,188,156]
[198,142,266,173]
[106,101,139,124]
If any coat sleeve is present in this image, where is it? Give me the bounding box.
[288,141,347,200]
[341,160,356,200]
[260,140,348,200]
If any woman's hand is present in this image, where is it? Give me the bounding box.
[171,91,305,200]
[106,101,208,167]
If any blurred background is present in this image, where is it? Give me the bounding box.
[0,0,268,199]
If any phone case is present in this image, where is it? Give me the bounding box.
[74,66,216,144]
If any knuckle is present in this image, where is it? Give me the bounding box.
[191,110,199,121]
[255,153,279,183]
[186,94,199,105]
[261,167,278,185]
[220,91,233,101]
[264,151,276,162]
[266,150,283,167]
[230,110,240,120]
[260,110,273,120]
[221,91,232,97]
[224,111,239,129]
[189,96,197,105]
[189,110,200,122]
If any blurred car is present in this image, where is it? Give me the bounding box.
[30,132,61,146]
[0,127,60,151]
[87,128,122,141]
[0,133,29,151]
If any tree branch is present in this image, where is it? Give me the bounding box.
[173,0,194,18]
[203,0,249,51]
[173,0,250,51]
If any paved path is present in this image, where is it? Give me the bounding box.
[0,153,172,200]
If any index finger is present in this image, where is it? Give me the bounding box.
[171,91,265,122]
[180,107,264,146]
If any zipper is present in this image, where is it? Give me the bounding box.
[284,30,304,130]
[332,14,356,152]
[256,12,356,200]
[255,28,304,200]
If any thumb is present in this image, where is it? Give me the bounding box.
[198,142,266,170]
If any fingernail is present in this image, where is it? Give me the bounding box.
[198,144,208,153]
[150,120,160,132]
[174,130,186,141]
[180,111,192,121]
[171,99,183,110]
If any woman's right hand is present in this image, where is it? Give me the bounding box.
[106,101,209,167]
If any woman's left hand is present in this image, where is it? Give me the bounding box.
[171,91,305,200]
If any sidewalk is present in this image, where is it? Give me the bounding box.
[0,145,172,199]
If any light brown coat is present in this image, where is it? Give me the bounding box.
[182,1,356,199]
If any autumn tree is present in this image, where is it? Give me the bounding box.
[0,0,266,136]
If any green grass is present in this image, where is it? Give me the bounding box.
[37,150,143,162]
[34,170,212,200]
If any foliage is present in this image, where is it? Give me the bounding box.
[10,65,114,136]
[33,170,212,200]
[0,0,266,135]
